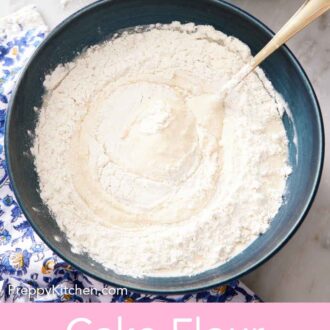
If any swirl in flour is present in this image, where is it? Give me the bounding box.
[32,22,291,277]
[70,80,223,226]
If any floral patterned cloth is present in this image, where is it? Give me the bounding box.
[0,5,260,303]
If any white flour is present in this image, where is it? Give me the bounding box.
[32,22,291,277]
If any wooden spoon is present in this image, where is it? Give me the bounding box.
[221,0,330,93]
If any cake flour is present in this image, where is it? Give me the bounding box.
[32,22,291,277]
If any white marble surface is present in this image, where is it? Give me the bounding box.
[0,0,329,302]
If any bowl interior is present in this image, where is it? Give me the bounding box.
[5,0,323,293]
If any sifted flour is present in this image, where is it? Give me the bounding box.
[32,22,291,277]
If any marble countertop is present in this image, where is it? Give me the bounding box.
[0,0,329,302]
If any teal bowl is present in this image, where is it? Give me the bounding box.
[5,0,324,293]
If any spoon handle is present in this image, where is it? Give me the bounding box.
[252,0,330,68]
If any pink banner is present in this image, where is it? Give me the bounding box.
[0,303,328,330]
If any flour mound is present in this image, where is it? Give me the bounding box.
[32,22,291,277]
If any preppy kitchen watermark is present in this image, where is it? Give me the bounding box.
[7,283,128,298]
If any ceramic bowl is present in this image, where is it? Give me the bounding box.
[5,0,324,293]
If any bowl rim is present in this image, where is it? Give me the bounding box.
[5,0,325,294]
